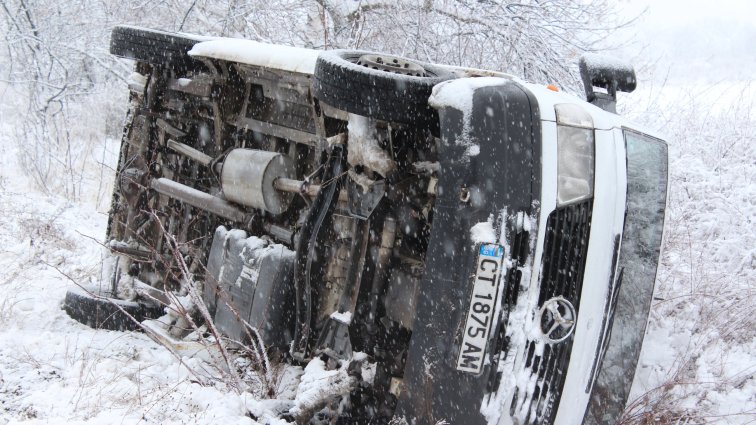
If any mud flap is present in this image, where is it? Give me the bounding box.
[394,80,541,424]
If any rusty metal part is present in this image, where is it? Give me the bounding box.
[166,139,212,166]
[366,216,397,333]
[151,177,249,222]
[274,177,321,197]
[274,177,348,202]
[336,218,371,315]
[155,118,187,139]
[167,75,214,98]
[233,116,319,147]
[109,243,152,259]
[264,222,295,245]
[118,167,147,205]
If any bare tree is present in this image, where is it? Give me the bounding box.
[0,0,128,198]
[0,0,628,195]
[136,0,629,90]
[223,0,630,90]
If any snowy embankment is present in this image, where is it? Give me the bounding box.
[623,85,756,422]
[0,82,753,423]
[0,99,268,423]
[0,190,269,425]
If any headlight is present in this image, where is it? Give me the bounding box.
[555,104,594,206]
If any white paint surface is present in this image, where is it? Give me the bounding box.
[189,39,319,74]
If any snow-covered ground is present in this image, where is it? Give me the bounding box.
[620,85,756,423]
[0,116,263,423]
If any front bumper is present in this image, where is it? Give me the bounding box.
[394,81,652,424]
[395,80,542,424]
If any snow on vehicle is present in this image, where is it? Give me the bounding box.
[63,25,668,424]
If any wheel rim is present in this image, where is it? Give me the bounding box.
[356,54,427,77]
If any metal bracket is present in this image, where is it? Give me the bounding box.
[347,178,386,220]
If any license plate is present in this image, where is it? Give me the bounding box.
[456,244,505,374]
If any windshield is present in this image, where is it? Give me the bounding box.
[585,130,669,424]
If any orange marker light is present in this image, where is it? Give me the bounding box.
[547,84,559,92]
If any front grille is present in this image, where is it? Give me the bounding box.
[510,200,593,424]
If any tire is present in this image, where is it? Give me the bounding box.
[110,25,207,69]
[313,50,455,125]
[63,286,164,331]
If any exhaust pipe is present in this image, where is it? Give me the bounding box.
[151,178,249,223]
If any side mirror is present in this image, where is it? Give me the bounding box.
[579,54,636,113]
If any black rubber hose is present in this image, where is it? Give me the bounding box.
[290,145,347,361]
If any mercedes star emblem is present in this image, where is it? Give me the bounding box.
[539,297,577,344]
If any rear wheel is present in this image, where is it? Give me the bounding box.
[63,286,163,331]
[109,25,207,69]
[313,50,455,125]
